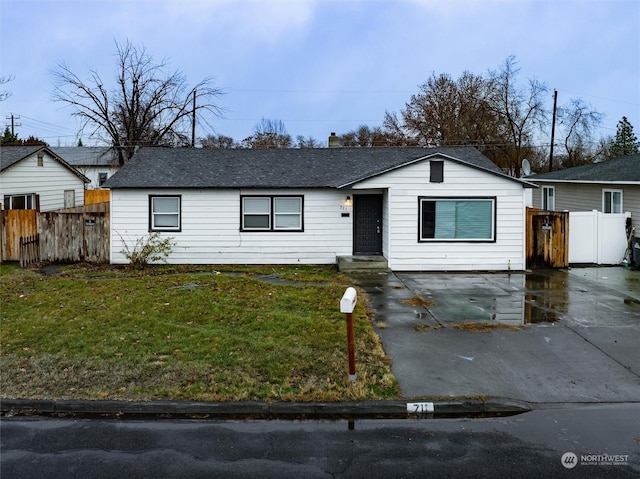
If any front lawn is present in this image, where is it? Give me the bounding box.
[0,264,399,402]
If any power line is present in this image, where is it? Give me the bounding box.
[4,114,21,135]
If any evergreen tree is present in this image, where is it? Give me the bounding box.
[609,116,639,158]
[1,126,18,145]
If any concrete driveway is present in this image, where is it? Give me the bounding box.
[351,267,640,404]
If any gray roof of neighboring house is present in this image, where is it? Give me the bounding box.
[51,147,118,167]
[0,145,91,182]
[0,146,45,171]
[0,146,91,183]
[104,146,536,189]
[528,154,640,183]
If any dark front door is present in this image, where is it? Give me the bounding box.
[354,194,383,255]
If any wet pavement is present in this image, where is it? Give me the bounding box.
[351,267,640,404]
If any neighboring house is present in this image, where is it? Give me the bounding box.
[104,147,536,271]
[1,146,89,212]
[52,147,119,189]
[528,154,640,230]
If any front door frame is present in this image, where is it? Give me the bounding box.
[353,193,383,255]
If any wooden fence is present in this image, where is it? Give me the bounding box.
[526,207,569,269]
[20,234,40,267]
[2,209,38,262]
[2,203,110,264]
[38,202,110,263]
[85,189,110,205]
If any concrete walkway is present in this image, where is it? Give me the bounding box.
[350,267,640,404]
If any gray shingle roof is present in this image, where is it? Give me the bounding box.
[0,145,91,183]
[104,147,534,189]
[51,147,117,167]
[529,154,640,182]
[0,146,45,171]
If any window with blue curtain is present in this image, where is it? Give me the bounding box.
[420,197,495,241]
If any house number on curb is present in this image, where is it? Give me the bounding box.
[407,402,435,413]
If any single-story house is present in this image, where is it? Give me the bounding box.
[527,154,639,265]
[1,146,90,212]
[528,154,640,230]
[104,147,537,271]
[52,147,119,189]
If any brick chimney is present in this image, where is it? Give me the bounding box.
[328,132,340,148]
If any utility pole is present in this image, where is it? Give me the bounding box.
[191,89,196,148]
[549,89,558,172]
[5,114,21,135]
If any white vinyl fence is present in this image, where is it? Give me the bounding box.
[569,211,631,265]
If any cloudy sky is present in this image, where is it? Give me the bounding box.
[1,0,638,148]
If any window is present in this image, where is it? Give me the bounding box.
[99,173,108,186]
[419,197,495,242]
[3,194,36,210]
[603,189,622,214]
[430,161,444,183]
[64,190,76,208]
[149,195,181,231]
[241,196,303,231]
[542,186,555,210]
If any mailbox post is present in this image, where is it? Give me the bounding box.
[340,287,358,381]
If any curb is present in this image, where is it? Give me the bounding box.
[1,398,531,420]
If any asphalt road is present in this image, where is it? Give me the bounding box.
[2,403,639,478]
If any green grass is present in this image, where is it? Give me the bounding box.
[0,264,399,402]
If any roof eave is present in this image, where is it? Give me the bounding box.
[339,151,537,189]
[528,178,640,185]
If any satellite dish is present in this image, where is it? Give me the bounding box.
[521,159,531,176]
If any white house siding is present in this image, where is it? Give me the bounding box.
[0,151,85,211]
[531,182,640,230]
[79,166,119,190]
[352,158,527,271]
[110,188,354,264]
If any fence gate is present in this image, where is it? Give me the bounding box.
[38,204,110,263]
[526,208,569,269]
[2,209,38,261]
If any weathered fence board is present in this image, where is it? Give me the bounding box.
[59,202,110,214]
[38,209,110,263]
[20,234,40,267]
[526,207,569,269]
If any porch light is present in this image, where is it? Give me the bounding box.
[344,196,352,206]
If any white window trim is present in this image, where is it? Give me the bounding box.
[602,189,623,214]
[149,195,181,232]
[542,186,555,211]
[4,193,36,210]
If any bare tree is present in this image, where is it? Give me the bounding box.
[0,75,14,101]
[200,133,236,149]
[556,98,604,167]
[381,111,420,146]
[52,40,224,165]
[396,71,497,148]
[486,56,548,176]
[241,118,292,148]
[295,135,321,148]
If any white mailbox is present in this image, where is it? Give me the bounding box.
[340,287,357,314]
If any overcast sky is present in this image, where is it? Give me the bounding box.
[1,0,638,148]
